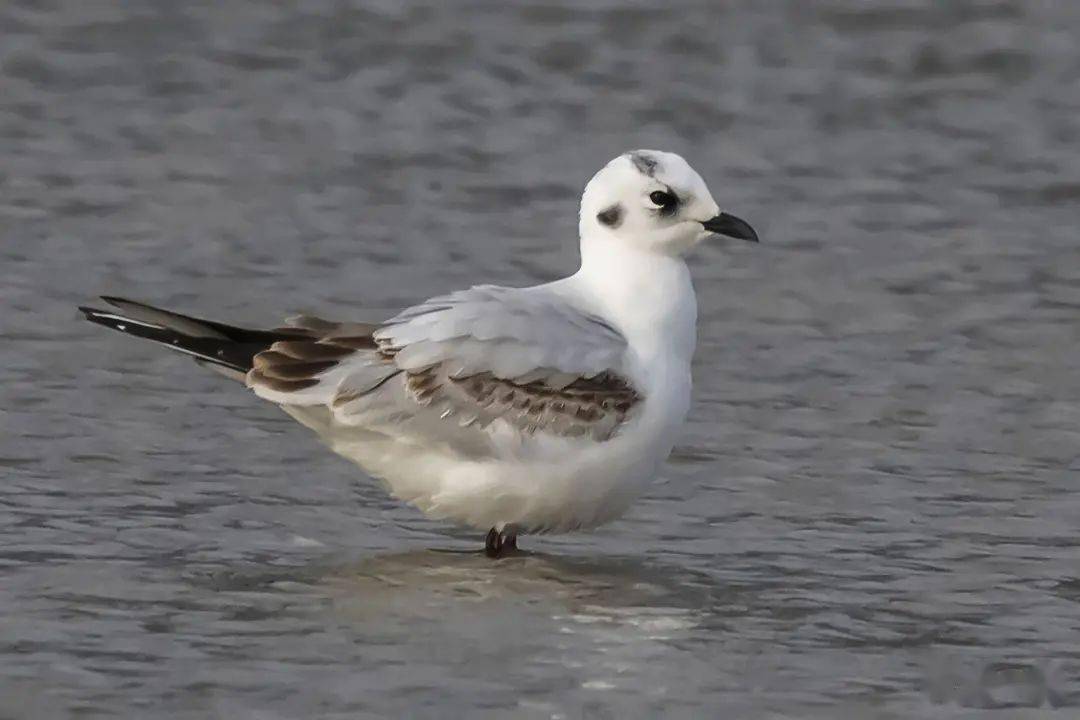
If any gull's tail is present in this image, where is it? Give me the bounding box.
[78,297,306,380]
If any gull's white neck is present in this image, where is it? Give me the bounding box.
[570,232,698,363]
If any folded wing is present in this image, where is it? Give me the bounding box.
[247,285,641,443]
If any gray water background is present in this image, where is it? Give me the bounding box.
[3,1,1080,717]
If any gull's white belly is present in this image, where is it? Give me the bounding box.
[330,422,668,533]
[288,366,691,534]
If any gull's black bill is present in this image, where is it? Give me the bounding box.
[701,212,759,243]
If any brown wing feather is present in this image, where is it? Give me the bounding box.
[249,313,639,442]
[247,317,383,394]
[399,366,640,441]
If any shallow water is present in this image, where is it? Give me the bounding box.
[3,0,1080,717]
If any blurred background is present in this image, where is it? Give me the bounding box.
[2,0,1080,717]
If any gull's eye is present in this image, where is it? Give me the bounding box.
[649,190,678,215]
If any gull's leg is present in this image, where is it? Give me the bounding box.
[485,526,521,558]
[484,527,503,558]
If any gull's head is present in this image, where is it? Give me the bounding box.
[579,150,758,256]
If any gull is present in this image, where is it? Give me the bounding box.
[80,150,758,557]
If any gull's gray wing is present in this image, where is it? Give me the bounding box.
[247,285,641,443]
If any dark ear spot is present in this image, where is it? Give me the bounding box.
[596,204,622,228]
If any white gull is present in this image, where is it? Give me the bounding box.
[80,150,758,556]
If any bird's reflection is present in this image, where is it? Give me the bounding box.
[344,548,696,596]
[203,547,725,639]
[320,548,719,643]
[195,547,747,695]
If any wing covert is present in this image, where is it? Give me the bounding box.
[247,285,642,442]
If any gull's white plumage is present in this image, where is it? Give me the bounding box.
[82,150,759,545]
[259,261,697,533]
[248,150,722,533]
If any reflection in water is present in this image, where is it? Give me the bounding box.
[206,548,716,638]
[324,550,708,632]
[192,549,730,715]
[326,551,737,714]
